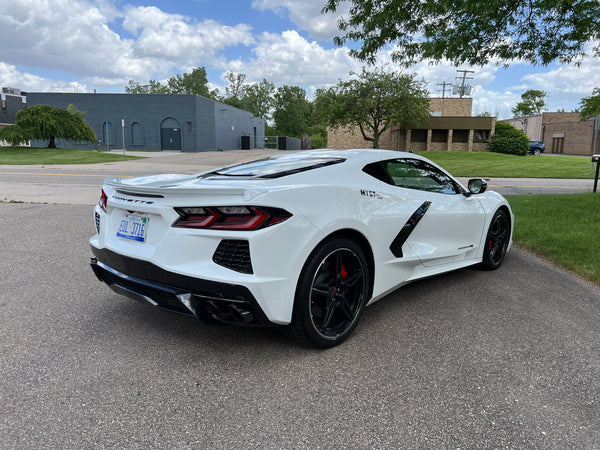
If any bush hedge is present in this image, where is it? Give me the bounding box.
[488,122,529,156]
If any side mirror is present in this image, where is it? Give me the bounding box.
[466,178,487,195]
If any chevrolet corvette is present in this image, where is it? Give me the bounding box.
[90,149,513,347]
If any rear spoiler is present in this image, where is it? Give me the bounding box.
[103,176,267,201]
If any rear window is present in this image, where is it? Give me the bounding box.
[201,156,345,179]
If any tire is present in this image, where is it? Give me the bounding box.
[481,209,510,270]
[534,149,541,156]
[289,237,369,348]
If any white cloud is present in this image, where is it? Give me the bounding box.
[251,0,350,40]
[0,0,255,89]
[123,6,254,65]
[472,87,519,119]
[230,30,361,91]
[0,63,86,92]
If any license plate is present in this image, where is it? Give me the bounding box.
[116,214,148,243]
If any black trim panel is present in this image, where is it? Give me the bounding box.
[90,246,274,326]
[389,201,432,258]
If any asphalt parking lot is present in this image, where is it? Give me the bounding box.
[2,202,600,448]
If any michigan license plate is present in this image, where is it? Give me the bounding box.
[116,214,148,243]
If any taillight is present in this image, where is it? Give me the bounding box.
[99,189,108,212]
[173,206,291,230]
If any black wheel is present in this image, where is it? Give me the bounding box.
[534,149,541,156]
[290,238,369,348]
[481,209,510,270]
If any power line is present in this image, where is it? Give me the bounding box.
[455,70,475,98]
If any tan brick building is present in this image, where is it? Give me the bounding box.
[327,97,496,152]
[503,112,599,156]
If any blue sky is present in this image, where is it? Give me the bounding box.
[1,0,599,119]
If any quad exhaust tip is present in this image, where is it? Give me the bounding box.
[205,300,254,324]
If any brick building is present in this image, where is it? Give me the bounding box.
[327,97,496,152]
[502,112,599,156]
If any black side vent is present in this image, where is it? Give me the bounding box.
[95,211,101,234]
[390,201,432,258]
[213,240,253,274]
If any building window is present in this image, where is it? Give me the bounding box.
[473,130,490,143]
[431,129,447,143]
[453,130,469,143]
[411,129,427,142]
[131,122,143,145]
[1,100,6,114]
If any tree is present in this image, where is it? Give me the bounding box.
[322,0,600,67]
[126,67,218,98]
[166,67,218,98]
[579,87,600,120]
[272,85,312,137]
[240,79,275,121]
[314,67,430,149]
[512,89,547,117]
[0,105,96,148]
[125,79,168,94]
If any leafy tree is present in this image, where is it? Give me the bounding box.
[240,79,275,121]
[488,122,528,156]
[166,67,218,98]
[314,67,430,149]
[0,105,96,148]
[66,104,87,120]
[512,89,547,117]
[322,0,600,66]
[125,79,168,94]
[222,71,247,106]
[126,67,218,98]
[272,85,312,137]
[579,87,600,120]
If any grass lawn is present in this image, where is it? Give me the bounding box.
[418,151,593,179]
[0,147,142,164]
[508,193,600,285]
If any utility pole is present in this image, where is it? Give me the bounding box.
[437,82,453,98]
[455,70,475,98]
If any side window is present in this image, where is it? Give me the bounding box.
[382,159,460,194]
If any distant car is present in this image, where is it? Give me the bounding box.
[529,140,545,155]
[90,149,513,348]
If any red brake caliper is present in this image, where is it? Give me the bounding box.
[341,265,349,295]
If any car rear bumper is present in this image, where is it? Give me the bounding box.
[90,246,277,327]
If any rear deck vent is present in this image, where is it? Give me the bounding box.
[213,240,253,274]
[116,190,164,198]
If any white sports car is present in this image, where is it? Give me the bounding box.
[90,149,513,347]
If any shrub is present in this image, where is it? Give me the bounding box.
[488,122,529,156]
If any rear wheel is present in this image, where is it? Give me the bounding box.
[290,238,369,348]
[481,209,510,270]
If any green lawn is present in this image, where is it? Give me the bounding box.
[508,193,600,285]
[0,147,142,164]
[418,151,593,179]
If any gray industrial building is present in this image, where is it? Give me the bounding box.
[27,92,265,152]
[1,87,27,127]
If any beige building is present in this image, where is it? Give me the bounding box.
[327,97,496,152]
[503,112,599,156]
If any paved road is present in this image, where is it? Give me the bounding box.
[2,202,600,448]
[0,150,595,204]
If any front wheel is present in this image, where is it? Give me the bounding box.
[289,238,369,348]
[481,209,510,270]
